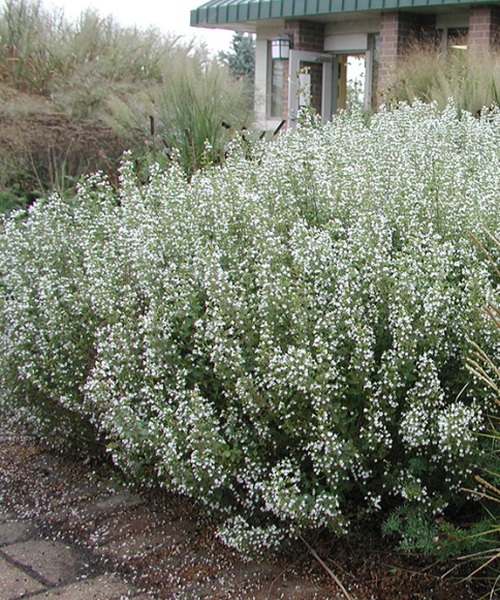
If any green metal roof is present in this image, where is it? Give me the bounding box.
[191,0,499,27]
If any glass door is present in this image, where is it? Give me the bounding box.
[287,50,334,127]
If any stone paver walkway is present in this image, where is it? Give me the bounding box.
[0,425,155,600]
[0,511,151,600]
[0,426,339,600]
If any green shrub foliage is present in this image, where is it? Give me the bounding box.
[1,102,500,551]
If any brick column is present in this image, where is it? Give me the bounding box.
[469,6,500,52]
[377,12,434,95]
[284,20,325,53]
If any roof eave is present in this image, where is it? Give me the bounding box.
[191,0,500,28]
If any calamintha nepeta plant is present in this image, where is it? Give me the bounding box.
[1,101,500,552]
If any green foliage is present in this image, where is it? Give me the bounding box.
[0,186,31,213]
[382,39,500,115]
[383,506,442,554]
[220,32,255,83]
[2,102,499,554]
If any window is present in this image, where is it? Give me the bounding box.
[440,27,468,53]
[367,34,379,112]
[270,57,285,118]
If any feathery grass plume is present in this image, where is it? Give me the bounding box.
[382,37,500,115]
[0,0,254,198]
[0,0,196,117]
[105,51,254,178]
[0,0,69,94]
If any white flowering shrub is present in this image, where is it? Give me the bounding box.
[0,193,101,445]
[2,101,500,551]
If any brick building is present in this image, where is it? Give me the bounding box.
[191,1,500,129]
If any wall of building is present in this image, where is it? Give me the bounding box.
[254,25,284,130]
[469,5,500,51]
[254,4,500,127]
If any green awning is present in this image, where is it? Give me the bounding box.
[191,0,345,28]
[191,0,499,27]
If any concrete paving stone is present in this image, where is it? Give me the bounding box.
[178,562,324,600]
[98,527,179,561]
[0,520,34,546]
[169,561,281,600]
[46,487,113,523]
[69,493,144,525]
[2,539,90,586]
[30,573,135,599]
[27,452,70,480]
[0,554,46,599]
[267,576,324,600]
[92,492,144,513]
[92,506,164,544]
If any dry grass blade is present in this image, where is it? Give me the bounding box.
[465,550,500,580]
[462,486,500,505]
[485,302,500,319]
[459,548,500,562]
[466,358,500,396]
[466,230,500,282]
[482,227,500,252]
[467,338,500,395]
[299,536,353,600]
[382,42,500,115]
[476,476,500,496]
[484,304,500,334]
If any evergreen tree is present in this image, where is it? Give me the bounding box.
[220,32,255,83]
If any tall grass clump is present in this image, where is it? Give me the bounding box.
[382,39,500,115]
[439,230,500,594]
[0,0,185,115]
[0,0,254,194]
[2,101,500,553]
[0,0,66,94]
[106,53,253,179]
[0,0,252,123]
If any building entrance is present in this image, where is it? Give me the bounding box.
[287,51,368,126]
